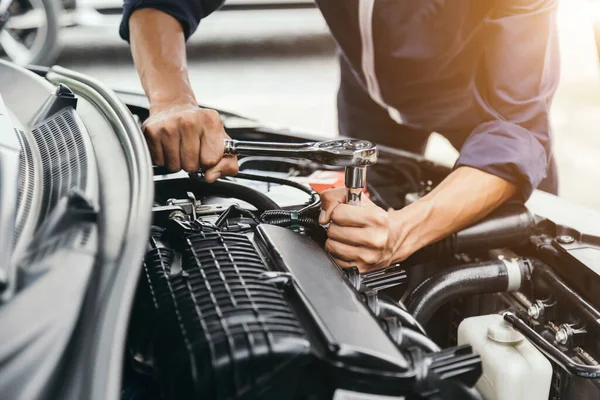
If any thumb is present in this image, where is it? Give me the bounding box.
[319,188,347,224]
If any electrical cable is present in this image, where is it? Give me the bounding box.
[233,171,321,214]
[189,173,281,212]
[377,299,427,336]
[401,328,441,353]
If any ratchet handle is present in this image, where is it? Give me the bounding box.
[223,139,314,157]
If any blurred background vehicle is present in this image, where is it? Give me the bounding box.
[1,0,600,211]
[0,0,60,65]
[0,0,315,66]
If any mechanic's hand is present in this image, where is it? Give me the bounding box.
[319,188,402,272]
[143,102,239,182]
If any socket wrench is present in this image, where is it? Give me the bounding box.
[224,138,378,206]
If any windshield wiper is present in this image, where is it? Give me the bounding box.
[0,93,20,292]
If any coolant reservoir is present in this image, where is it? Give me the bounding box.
[457,314,552,400]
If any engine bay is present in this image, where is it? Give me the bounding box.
[123,136,600,400]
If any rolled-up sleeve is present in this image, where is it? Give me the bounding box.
[454,0,560,201]
[119,0,225,42]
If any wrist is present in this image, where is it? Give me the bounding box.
[387,199,436,262]
[149,91,197,110]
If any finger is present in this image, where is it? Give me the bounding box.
[199,109,225,169]
[329,204,370,227]
[325,238,354,262]
[325,239,379,266]
[331,257,358,269]
[333,258,372,273]
[327,223,387,248]
[204,156,238,183]
[331,203,389,228]
[180,117,201,172]
[143,125,165,166]
[160,125,182,172]
[319,188,347,224]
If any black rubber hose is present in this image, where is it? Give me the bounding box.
[234,172,321,214]
[377,299,427,336]
[189,173,281,212]
[408,202,535,262]
[406,259,531,325]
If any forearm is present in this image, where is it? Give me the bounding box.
[389,166,517,261]
[129,9,196,106]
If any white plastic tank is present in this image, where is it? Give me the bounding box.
[457,314,552,400]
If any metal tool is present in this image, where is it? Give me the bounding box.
[224,139,378,206]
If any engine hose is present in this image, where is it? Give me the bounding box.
[189,173,281,212]
[407,202,535,263]
[234,172,321,215]
[377,299,427,336]
[406,258,532,325]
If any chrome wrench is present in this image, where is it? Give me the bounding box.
[223,138,378,206]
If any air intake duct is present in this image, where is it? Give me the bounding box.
[409,202,535,262]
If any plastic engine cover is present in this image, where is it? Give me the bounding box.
[130,226,312,400]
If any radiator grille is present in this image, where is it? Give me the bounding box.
[14,128,34,247]
[30,109,88,221]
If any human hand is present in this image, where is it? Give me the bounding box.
[318,188,404,272]
[142,101,238,182]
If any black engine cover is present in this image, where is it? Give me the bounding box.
[129,222,411,400]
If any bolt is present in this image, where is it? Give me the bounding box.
[169,210,187,222]
[528,304,541,319]
[557,235,575,244]
[555,327,569,345]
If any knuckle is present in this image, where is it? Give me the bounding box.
[144,125,159,139]
[180,115,197,132]
[357,263,369,273]
[325,239,335,253]
[202,109,222,128]
[182,159,199,172]
[361,252,378,265]
[373,233,388,249]
[372,211,388,226]
[202,153,220,167]
[331,206,343,222]
[327,223,338,236]
[163,124,179,138]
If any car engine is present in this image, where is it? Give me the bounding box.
[122,137,600,399]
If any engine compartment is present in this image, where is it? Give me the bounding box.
[122,134,600,400]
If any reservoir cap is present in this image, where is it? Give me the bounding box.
[487,319,524,344]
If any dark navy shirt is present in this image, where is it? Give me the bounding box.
[120,0,560,200]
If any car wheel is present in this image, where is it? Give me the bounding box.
[0,0,60,66]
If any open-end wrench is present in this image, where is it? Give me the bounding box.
[224,139,378,206]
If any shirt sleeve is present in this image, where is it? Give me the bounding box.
[454,0,560,201]
[119,0,225,42]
